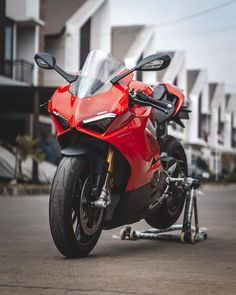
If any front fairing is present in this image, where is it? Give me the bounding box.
[48,73,133,136]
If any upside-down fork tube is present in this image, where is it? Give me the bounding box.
[93,145,114,208]
[89,153,108,199]
[106,145,114,174]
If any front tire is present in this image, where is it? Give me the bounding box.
[145,136,188,229]
[49,156,103,258]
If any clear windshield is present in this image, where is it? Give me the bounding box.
[71,50,125,99]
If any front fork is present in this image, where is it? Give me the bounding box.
[93,145,114,208]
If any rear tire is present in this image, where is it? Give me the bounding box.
[49,156,103,258]
[145,136,188,229]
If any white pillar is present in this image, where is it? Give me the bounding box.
[90,0,111,53]
[65,25,80,72]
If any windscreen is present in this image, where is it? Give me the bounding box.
[71,50,125,99]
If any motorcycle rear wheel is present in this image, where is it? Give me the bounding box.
[145,136,188,229]
[49,156,103,258]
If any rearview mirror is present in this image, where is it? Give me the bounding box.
[34,52,77,83]
[111,52,171,84]
[34,52,56,70]
[136,53,171,71]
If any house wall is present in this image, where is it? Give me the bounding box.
[90,0,111,53]
[65,0,108,73]
[43,34,66,86]
[112,26,143,62]
[16,26,35,61]
[6,0,40,20]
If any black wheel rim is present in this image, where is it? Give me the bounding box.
[71,171,103,245]
[166,151,187,215]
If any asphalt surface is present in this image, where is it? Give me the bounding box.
[0,184,236,295]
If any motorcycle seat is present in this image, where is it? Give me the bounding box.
[153,84,176,125]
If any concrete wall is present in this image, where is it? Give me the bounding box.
[6,0,40,20]
[43,34,66,86]
[90,0,111,53]
[112,26,143,62]
[16,26,35,61]
[65,0,108,73]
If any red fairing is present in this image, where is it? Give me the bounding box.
[49,76,163,192]
[104,103,162,191]
[49,83,129,134]
[162,82,185,114]
[129,80,156,126]
[129,80,153,96]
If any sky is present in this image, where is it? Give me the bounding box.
[110,0,236,93]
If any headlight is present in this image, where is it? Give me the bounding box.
[83,113,116,133]
[51,111,70,130]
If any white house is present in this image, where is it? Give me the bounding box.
[186,69,210,164]
[0,0,43,86]
[43,0,111,86]
[111,24,156,85]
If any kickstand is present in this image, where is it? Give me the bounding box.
[119,177,207,244]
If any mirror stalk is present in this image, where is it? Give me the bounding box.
[111,52,171,84]
[34,52,77,83]
[111,67,136,84]
[54,64,77,83]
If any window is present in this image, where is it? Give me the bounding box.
[4,18,14,77]
[198,92,202,138]
[80,18,91,69]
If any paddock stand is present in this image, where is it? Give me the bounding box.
[119,177,207,244]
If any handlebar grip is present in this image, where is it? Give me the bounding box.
[131,97,168,114]
[136,91,173,110]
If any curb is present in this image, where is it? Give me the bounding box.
[0,185,51,196]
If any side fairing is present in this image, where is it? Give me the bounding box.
[104,105,162,191]
[76,104,162,192]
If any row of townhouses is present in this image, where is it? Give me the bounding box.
[0,0,235,178]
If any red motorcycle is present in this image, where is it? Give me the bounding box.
[35,50,190,258]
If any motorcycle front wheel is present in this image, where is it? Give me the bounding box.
[49,156,103,258]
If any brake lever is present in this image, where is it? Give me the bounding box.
[131,97,168,114]
[136,91,173,110]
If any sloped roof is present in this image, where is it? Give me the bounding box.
[112,26,144,62]
[45,0,87,36]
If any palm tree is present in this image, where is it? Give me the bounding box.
[15,135,44,182]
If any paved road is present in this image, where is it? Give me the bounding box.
[0,184,236,295]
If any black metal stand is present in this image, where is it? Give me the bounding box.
[120,178,207,244]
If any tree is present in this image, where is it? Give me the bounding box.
[15,135,44,182]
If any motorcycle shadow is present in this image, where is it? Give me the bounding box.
[90,233,183,259]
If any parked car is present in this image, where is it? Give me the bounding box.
[188,163,211,180]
